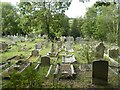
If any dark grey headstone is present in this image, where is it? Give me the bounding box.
[92,60,108,85]
[41,56,50,66]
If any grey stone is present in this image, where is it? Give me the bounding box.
[35,43,42,50]
[0,42,8,52]
[108,47,119,58]
[92,60,108,85]
[31,50,39,56]
[95,42,105,59]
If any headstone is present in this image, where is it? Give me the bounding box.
[92,60,108,85]
[57,41,62,51]
[25,35,28,41]
[41,56,50,66]
[20,37,25,42]
[108,47,119,58]
[0,42,8,52]
[35,43,42,50]
[66,36,74,44]
[31,50,39,56]
[95,42,105,59]
[76,37,81,43]
[50,43,55,53]
[65,41,73,52]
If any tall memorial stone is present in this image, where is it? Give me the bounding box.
[92,60,108,85]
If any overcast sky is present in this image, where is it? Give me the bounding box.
[1,0,97,18]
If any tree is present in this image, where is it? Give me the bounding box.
[17,1,71,41]
[70,19,80,38]
[2,2,22,35]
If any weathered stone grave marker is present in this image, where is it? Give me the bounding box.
[0,42,8,52]
[31,50,39,56]
[92,60,108,85]
[35,43,42,50]
[95,42,105,59]
[108,47,119,58]
[41,56,50,66]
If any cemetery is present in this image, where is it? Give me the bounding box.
[1,0,120,89]
[0,35,120,89]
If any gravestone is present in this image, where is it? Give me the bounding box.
[41,56,50,66]
[66,36,74,44]
[108,47,119,58]
[57,41,62,51]
[92,60,108,85]
[76,37,81,43]
[65,41,73,52]
[35,43,42,50]
[50,43,55,53]
[20,37,25,42]
[31,50,39,56]
[95,42,105,59]
[0,42,8,52]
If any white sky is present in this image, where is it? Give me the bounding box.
[1,0,97,18]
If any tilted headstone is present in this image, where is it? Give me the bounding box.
[108,47,119,58]
[92,60,108,85]
[31,50,39,56]
[41,56,50,66]
[95,42,105,59]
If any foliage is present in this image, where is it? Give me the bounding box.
[2,2,22,35]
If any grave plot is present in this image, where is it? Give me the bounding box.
[0,55,24,73]
[62,54,76,63]
[54,64,76,79]
[0,62,11,73]
[1,60,31,79]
